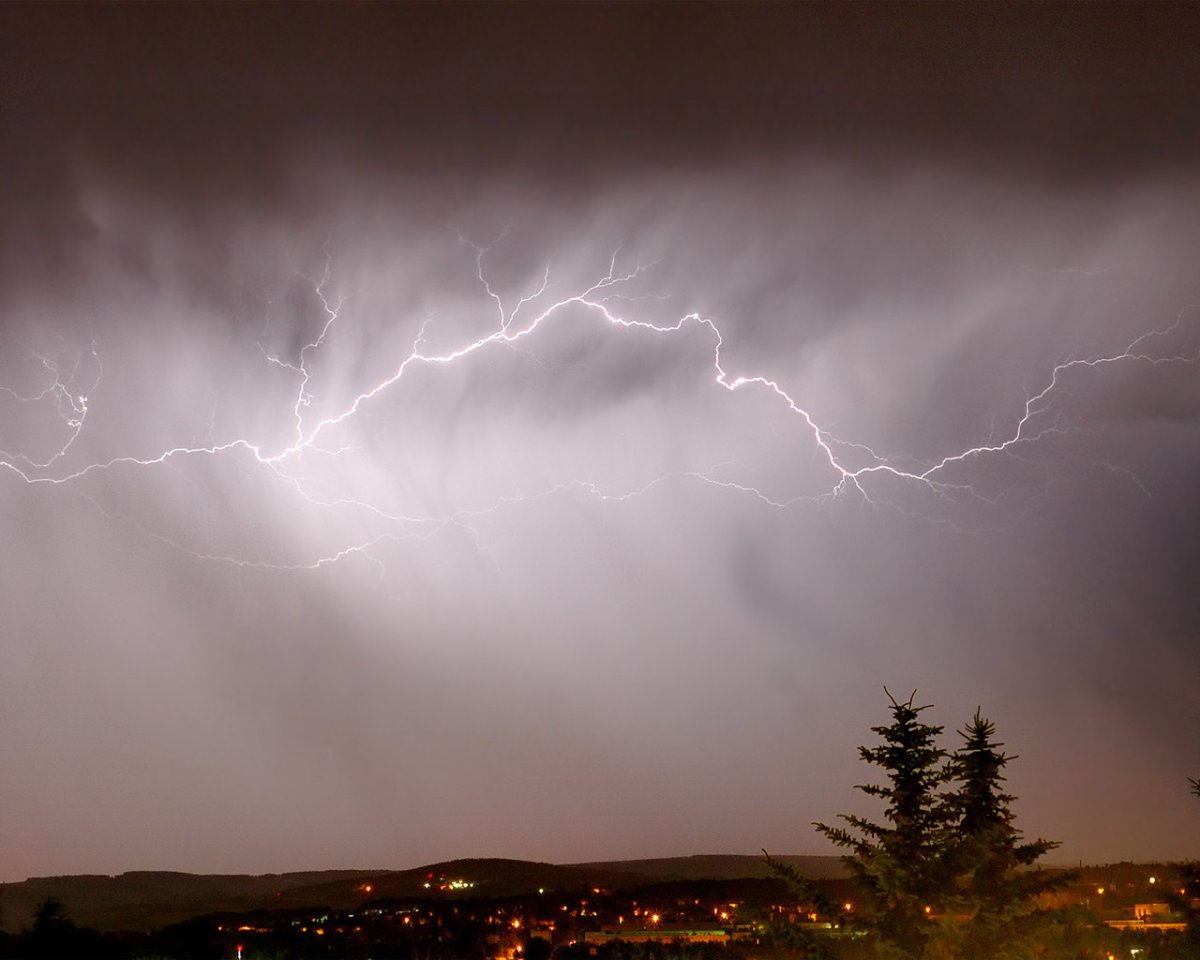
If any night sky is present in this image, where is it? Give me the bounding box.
[2,4,1199,882]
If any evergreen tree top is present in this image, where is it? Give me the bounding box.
[804,688,1066,960]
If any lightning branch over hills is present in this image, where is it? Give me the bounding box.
[2,241,1197,575]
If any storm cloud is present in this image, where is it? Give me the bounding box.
[2,4,1199,881]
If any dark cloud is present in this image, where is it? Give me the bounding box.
[2,3,1198,881]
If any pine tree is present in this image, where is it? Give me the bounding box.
[941,710,1064,959]
[813,690,954,959]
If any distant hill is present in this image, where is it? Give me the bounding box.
[570,854,846,882]
[276,857,655,910]
[0,869,379,933]
[0,855,843,933]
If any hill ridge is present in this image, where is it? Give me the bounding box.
[0,854,841,933]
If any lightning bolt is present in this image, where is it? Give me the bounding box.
[2,241,1196,574]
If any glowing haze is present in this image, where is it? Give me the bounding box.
[2,5,1198,881]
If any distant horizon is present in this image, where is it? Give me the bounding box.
[3,851,836,885]
[6,849,1191,887]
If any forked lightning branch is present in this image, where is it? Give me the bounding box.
[2,243,1197,572]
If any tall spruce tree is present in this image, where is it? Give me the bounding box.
[813,690,953,960]
[942,710,1064,959]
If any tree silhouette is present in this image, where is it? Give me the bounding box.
[812,690,954,959]
[13,898,121,959]
[791,692,1067,960]
[941,710,1065,959]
